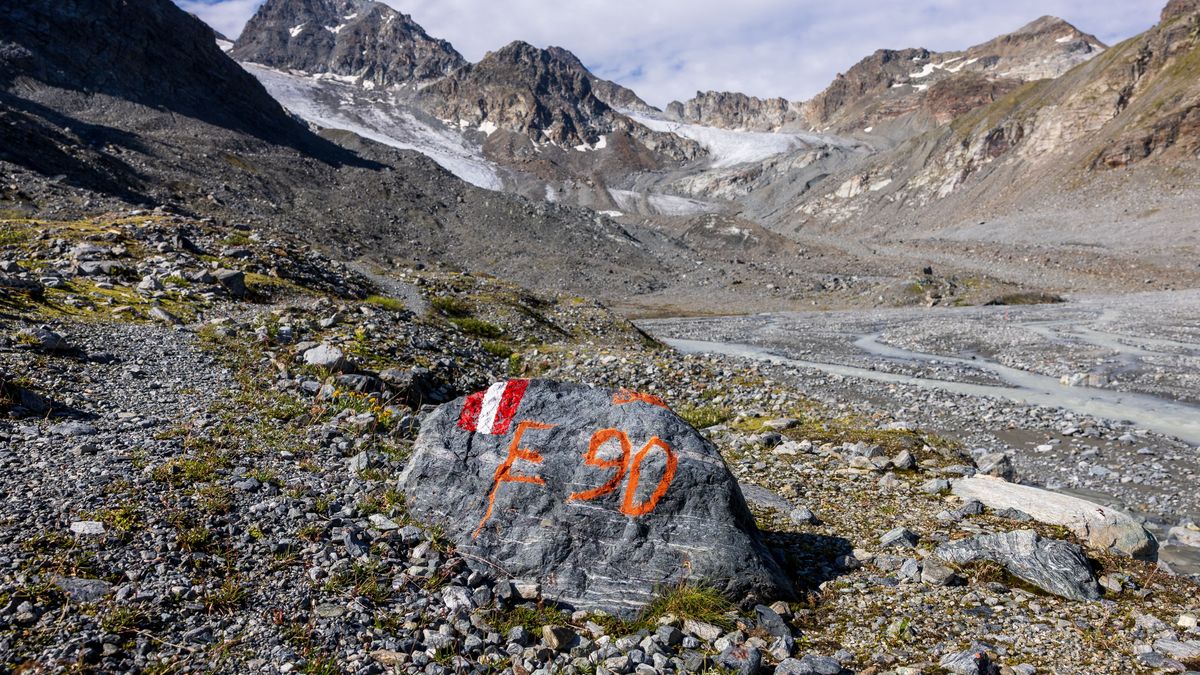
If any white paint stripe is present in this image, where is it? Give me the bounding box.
[475,382,508,435]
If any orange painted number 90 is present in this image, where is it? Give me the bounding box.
[569,429,678,516]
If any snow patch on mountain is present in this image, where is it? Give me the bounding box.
[245,64,503,191]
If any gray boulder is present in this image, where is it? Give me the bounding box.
[976,452,1015,481]
[379,366,455,407]
[716,644,762,675]
[934,530,1102,601]
[17,326,70,351]
[54,577,113,603]
[880,527,920,549]
[214,269,247,299]
[940,642,1000,675]
[1,274,45,299]
[148,307,180,324]
[397,379,793,616]
[776,654,844,674]
[1153,639,1200,661]
[952,477,1156,558]
[304,344,350,373]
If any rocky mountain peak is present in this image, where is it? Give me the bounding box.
[420,41,610,146]
[963,15,1105,81]
[1014,15,1077,35]
[231,0,465,87]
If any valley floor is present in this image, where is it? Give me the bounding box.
[641,290,1200,573]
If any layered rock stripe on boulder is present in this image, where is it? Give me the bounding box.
[398,379,793,616]
[935,530,1102,601]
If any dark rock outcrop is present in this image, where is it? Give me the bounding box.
[398,379,793,616]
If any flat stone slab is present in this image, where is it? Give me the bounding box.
[952,476,1156,558]
[398,379,792,616]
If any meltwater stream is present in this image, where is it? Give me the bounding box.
[662,333,1200,447]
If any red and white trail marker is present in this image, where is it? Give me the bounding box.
[457,379,530,435]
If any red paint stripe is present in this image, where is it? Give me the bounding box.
[457,390,486,432]
[490,379,529,435]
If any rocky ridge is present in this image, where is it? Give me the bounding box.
[804,16,1107,137]
[782,2,1200,245]
[666,92,804,132]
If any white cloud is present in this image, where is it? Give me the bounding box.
[178,0,1163,107]
[177,0,265,39]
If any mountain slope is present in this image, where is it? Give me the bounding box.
[0,0,724,301]
[231,0,466,87]
[1,0,308,145]
[779,3,1200,248]
[232,1,703,185]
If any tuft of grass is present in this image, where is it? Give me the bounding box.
[641,585,735,630]
[430,296,471,317]
[100,606,147,635]
[205,578,249,614]
[246,467,279,486]
[325,561,391,604]
[196,485,233,515]
[313,494,335,515]
[298,523,325,542]
[365,295,406,312]
[676,404,732,430]
[492,605,572,636]
[585,611,646,639]
[482,341,514,359]
[357,488,406,517]
[451,317,503,339]
[177,526,216,553]
[0,221,32,247]
[91,503,141,533]
[152,451,229,486]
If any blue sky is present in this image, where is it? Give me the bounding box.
[178,0,1164,107]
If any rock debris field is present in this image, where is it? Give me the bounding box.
[1,213,1199,673]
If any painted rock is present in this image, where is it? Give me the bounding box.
[398,379,793,616]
